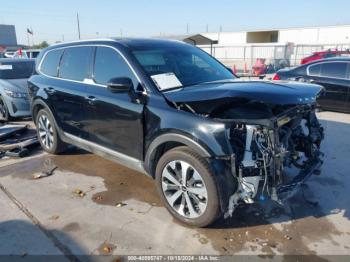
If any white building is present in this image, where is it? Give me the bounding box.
[170,24,350,70]
[202,24,350,46]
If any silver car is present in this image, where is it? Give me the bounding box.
[0,59,34,121]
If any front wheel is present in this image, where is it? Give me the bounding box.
[155,146,220,227]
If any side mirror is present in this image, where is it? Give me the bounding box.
[107,77,133,92]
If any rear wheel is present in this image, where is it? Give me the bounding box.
[36,108,67,154]
[155,146,220,227]
[0,96,11,122]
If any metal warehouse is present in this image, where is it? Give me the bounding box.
[175,24,350,70]
[0,24,17,46]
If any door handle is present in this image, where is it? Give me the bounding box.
[85,95,97,105]
[45,87,56,94]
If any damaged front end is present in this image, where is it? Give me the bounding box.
[164,81,325,218]
[223,105,324,217]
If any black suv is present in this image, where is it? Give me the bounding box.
[28,39,324,227]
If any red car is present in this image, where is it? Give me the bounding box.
[301,49,350,64]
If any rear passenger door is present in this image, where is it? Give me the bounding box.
[307,62,350,111]
[51,46,94,138]
[84,46,144,160]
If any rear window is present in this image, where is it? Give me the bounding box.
[31,51,40,58]
[0,61,34,79]
[40,49,63,77]
[59,47,93,81]
[324,53,336,58]
[321,62,347,78]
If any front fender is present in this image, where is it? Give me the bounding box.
[143,102,233,175]
[144,132,211,174]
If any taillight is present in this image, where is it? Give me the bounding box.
[273,74,280,80]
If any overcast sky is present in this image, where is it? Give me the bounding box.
[1,0,350,45]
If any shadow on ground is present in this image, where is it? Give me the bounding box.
[0,219,85,256]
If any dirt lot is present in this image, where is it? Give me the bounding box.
[0,111,350,260]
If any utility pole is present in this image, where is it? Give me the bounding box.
[186,23,189,34]
[30,26,34,46]
[76,12,81,39]
[206,24,209,33]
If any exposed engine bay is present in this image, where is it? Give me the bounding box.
[171,98,324,217]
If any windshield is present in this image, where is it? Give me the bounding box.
[0,61,34,79]
[132,45,235,90]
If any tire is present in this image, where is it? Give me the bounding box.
[155,146,220,227]
[36,108,67,154]
[0,96,11,122]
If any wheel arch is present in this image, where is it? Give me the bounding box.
[144,133,212,178]
[31,99,59,129]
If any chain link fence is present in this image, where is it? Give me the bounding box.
[201,43,350,74]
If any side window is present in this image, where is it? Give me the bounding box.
[93,47,137,86]
[40,49,63,77]
[308,64,321,76]
[320,62,347,79]
[324,53,336,58]
[59,47,93,81]
[293,65,306,75]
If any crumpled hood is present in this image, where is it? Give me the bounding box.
[0,79,28,93]
[163,80,324,105]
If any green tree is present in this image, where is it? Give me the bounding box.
[31,41,49,49]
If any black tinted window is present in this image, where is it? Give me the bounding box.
[40,49,63,77]
[93,47,136,85]
[324,53,336,58]
[321,62,347,78]
[308,64,321,76]
[0,61,34,79]
[59,47,93,81]
[31,52,40,58]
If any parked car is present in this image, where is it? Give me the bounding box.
[13,49,41,59]
[3,51,15,58]
[273,57,350,113]
[28,39,324,227]
[0,59,35,121]
[300,49,350,65]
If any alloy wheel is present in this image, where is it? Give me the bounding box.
[38,114,54,149]
[161,160,208,218]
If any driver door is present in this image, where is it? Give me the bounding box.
[83,46,144,160]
